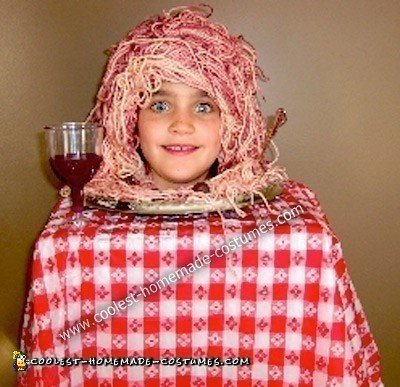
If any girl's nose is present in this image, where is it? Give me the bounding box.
[168,113,195,134]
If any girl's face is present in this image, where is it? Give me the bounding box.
[137,81,221,190]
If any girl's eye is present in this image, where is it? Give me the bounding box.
[150,101,169,112]
[195,102,213,113]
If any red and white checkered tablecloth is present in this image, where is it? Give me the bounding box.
[17,180,383,386]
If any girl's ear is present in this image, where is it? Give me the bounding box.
[144,161,151,174]
[136,146,151,174]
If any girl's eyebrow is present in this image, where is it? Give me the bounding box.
[153,89,210,97]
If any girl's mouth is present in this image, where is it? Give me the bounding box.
[162,145,199,155]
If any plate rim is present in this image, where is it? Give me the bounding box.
[84,183,283,215]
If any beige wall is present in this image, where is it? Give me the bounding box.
[1,1,399,385]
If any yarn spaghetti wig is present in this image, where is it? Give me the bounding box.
[84,4,288,218]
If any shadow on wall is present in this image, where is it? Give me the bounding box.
[1,235,38,386]
[1,133,60,385]
[0,331,19,384]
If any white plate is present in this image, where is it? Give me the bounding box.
[84,184,283,215]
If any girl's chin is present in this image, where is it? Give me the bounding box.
[154,175,207,190]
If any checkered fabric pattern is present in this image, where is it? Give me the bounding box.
[17,180,383,386]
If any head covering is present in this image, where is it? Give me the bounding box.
[84,3,288,217]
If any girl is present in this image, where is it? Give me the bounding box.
[18,4,383,386]
[83,3,288,218]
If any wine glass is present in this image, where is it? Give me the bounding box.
[44,122,103,225]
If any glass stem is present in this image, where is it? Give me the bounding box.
[71,186,84,213]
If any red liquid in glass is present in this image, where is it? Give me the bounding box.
[50,153,102,212]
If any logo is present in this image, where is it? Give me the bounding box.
[13,351,28,372]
